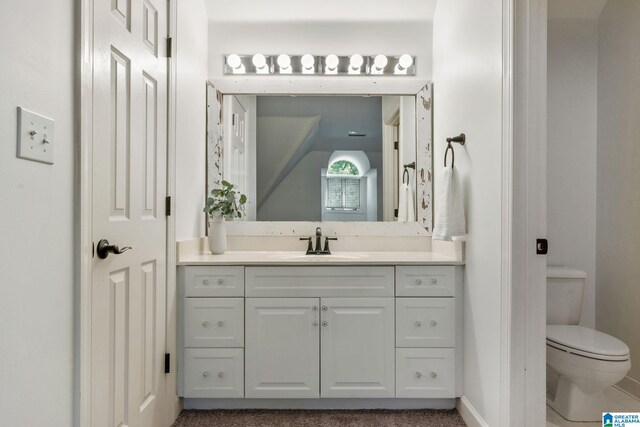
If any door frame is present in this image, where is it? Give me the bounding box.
[382,98,400,222]
[77,0,179,425]
[76,0,546,424]
[503,0,548,425]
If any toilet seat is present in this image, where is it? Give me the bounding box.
[547,325,630,362]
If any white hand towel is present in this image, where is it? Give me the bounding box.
[432,167,466,240]
[397,183,416,223]
[405,182,415,222]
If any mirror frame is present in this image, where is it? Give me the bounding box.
[205,81,434,233]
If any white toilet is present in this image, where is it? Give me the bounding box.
[547,266,631,421]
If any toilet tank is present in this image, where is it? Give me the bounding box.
[547,266,586,325]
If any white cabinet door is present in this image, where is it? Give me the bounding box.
[396,348,455,398]
[245,298,320,398]
[183,348,244,398]
[184,298,244,348]
[396,266,456,297]
[396,298,455,347]
[182,266,244,297]
[321,298,395,398]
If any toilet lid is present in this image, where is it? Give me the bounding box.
[547,325,630,360]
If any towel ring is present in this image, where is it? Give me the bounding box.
[444,142,455,169]
[402,162,415,184]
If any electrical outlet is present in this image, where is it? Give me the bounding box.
[17,107,55,164]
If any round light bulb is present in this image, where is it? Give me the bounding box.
[277,54,291,69]
[226,54,242,69]
[301,54,315,70]
[398,54,413,70]
[350,54,364,70]
[325,54,339,71]
[374,54,388,70]
[252,53,267,69]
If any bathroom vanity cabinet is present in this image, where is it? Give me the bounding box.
[178,264,463,405]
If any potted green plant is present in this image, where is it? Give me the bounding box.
[203,180,247,254]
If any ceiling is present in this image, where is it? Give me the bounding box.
[257,96,383,153]
[205,0,438,23]
[548,0,608,20]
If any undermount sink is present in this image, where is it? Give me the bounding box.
[265,251,372,261]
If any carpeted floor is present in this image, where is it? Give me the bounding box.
[171,409,467,426]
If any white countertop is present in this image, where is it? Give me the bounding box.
[177,251,464,266]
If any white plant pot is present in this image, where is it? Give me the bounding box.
[208,215,227,255]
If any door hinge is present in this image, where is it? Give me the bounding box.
[166,37,173,58]
[164,353,171,374]
[165,196,171,216]
[394,208,399,218]
[536,238,548,255]
[394,141,399,150]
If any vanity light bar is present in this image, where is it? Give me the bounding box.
[223,54,416,76]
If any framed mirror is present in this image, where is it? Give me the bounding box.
[206,82,434,232]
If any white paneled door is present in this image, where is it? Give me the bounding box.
[91,0,168,426]
[224,96,248,194]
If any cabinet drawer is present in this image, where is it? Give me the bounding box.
[396,348,455,398]
[396,298,455,347]
[396,266,455,297]
[185,298,244,347]
[183,348,244,398]
[246,266,394,297]
[184,266,244,297]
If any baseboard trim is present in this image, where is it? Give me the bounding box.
[184,398,456,410]
[457,396,489,427]
[617,376,640,401]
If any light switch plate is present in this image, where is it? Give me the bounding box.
[17,107,55,164]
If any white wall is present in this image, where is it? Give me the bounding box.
[207,20,432,88]
[547,18,599,328]
[255,115,320,208]
[433,0,504,425]
[176,0,209,241]
[0,1,75,426]
[596,0,640,399]
[259,151,328,221]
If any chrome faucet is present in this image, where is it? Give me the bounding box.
[299,227,338,255]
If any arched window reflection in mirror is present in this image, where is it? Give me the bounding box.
[322,151,376,221]
[328,160,360,176]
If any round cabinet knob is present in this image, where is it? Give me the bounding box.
[217,278,224,285]
[312,321,319,327]
[431,278,439,286]
[431,320,438,327]
[415,279,423,286]
[202,371,209,378]
[217,371,224,379]
[201,321,209,328]
[217,321,224,328]
[202,280,209,286]
[415,321,423,328]
[312,306,318,311]
[321,305,328,312]
[431,371,438,379]
[415,372,423,380]
[321,321,328,327]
